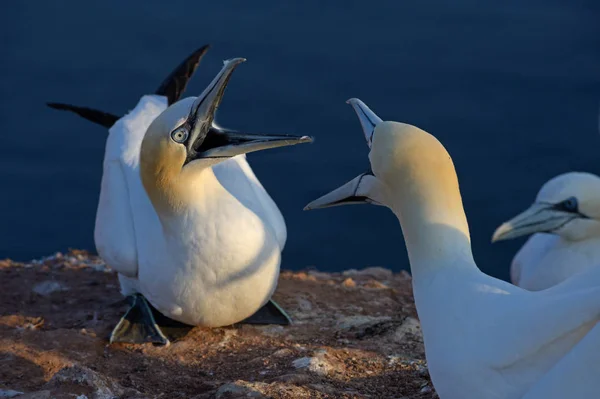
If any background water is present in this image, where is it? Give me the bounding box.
[1,1,599,281]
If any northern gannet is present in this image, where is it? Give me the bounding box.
[491,173,600,291]
[48,48,312,345]
[305,98,600,398]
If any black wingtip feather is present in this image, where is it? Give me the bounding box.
[47,102,120,128]
[155,44,211,105]
[46,44,211,128]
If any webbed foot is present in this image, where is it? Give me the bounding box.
[110,294,170,346]
[240,299,292,325]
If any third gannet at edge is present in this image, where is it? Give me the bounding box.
[491,172,600,291]
[48,48,312,345]
[305,98,600,398]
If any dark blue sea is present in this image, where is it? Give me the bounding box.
[1,1,599,281]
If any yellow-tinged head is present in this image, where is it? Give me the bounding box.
[305,99,462,221]
[140,58,313,215]
[304,98,472,267]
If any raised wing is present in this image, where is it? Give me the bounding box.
[94,160,138,276]
[95,95,168,276]
[46,44,211,127]
[48,45,211,271]
[47,103,119,127]
[155,45,210,105]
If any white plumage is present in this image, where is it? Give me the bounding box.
[50,52,309,345]
[96,90,293,327]
[306,98,600,399]
[493,172,600,291]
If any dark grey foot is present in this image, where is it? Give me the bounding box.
[145,300,194,341]
[110,294,170,346]
[240,300,292,325]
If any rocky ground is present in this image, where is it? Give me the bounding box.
[0,250,435,399]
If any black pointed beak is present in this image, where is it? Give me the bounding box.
[185,59,312,161]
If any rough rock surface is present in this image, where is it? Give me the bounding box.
[0,250,435,398]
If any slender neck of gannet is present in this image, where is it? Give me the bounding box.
[385,161,477,282]
[141,159,216,224]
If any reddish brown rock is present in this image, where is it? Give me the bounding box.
[0,250,433,398]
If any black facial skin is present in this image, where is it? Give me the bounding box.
[526,196,589,234]
[537,196,586,217]
[553,197,590,233]
[553,196,580,214]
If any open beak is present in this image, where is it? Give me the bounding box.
[185,58,312,161]
[346,98,382,148]
[198,129,312,158]
[185,58,246,155]
[491,203,577,242]
[304,171,384,210]
[304,98,385,211]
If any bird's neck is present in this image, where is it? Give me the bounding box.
[141,163,218,224]
[385,165,478,282]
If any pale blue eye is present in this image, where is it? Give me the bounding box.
[560,197,578,213]
[171,127,189,143]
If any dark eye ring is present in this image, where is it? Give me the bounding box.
[560,197,578,213]
[171,127,189,144]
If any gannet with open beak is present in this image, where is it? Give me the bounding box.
[491,173,600,291]
[49,48,312,345]
[305,99,600,398]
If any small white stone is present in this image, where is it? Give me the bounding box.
[358,266,393,280]
[272,348,293,358]
[0,389,24,398]
[32,281,69,296]
[393,317,422,343]
[254,325,285,336]
[292,353,334,376]
[292,357,312,369]
[296,297,313,311]
[337,315,392,330]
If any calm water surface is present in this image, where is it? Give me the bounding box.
[1,1,599,281]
